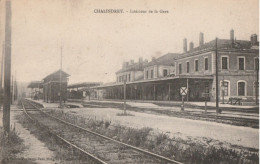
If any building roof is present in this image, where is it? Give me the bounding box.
[116,62,148,74]
[68,82,103,89]
[28,81,43,88]
[146,53,180,67]
[43,69,70,81]
[176,39,258,60]
[92,74,213,89]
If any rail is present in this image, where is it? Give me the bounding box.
[21,99,108,164]
[24,99,183,164]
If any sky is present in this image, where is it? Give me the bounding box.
[0,0,259,84]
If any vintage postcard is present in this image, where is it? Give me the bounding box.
[0,0,259,163]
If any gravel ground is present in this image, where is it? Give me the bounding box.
[61,107,259,149]
[10,107,56,164]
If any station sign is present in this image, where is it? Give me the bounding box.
[180,87,188,96]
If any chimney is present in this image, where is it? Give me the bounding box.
[230,29,234,44]
[183,38,187,53]
[199,32,204,46]
[152,57,156,61]
[251,34,258,46]
[189,42,194,51]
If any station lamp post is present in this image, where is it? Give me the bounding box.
[123,78,126,115]
[255,58,259,105]
[215,37,220,114]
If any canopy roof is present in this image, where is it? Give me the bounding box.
[68,82,102,89]
[28,81,43,88]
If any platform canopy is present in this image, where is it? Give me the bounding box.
[93,75,213,88]
[28,81,43,89]
[68,82,102,89]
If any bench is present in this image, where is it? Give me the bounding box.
[227,97,242,105]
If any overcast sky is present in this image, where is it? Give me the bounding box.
[0,0,259,84]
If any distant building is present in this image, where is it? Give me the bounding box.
[116,58,148,83]
[143,53,179,79]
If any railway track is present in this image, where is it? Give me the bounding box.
[21,99,182,164]
[82,102,259,128]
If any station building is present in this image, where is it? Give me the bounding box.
[175,30,259,101]
[93,30,259,102]
[42,70,70,103]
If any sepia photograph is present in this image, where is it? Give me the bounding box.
[0,0,259,163]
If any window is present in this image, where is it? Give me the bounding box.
[151,70,154,78]
[163,69,168,77]
[255,58,259,70]
[128,74,131,81]
[119,76,121,82]
[238,57,245,70]
[205,58,208,70]
[221,81,229,96]
[179,63,182,74]
[238,81,246,96]
[146,70,149,79]
[222,56,228,69]
[195,60,198,72]
[186,62,190,73]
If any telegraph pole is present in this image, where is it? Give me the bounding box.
[59,46,62,108]
[3,0,12,134]
[0,42,4,111]
[1,42,4,88]
[222,76,225,104]
[186,79,189,101]
[256,58,259,105]
[11,75,13,104]
[215,38,219,114]
[123,78,126,115]
[14,72,17,101]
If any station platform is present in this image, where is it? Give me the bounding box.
[26,98,83,108]
[68,98,259,111]
[65,98,259,120]
[26,98,259,120]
